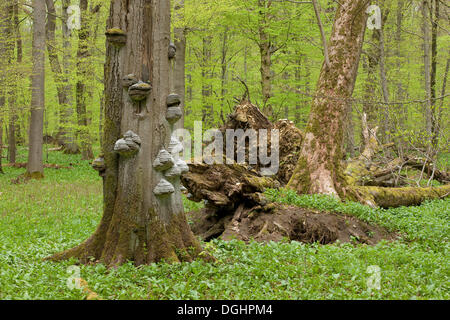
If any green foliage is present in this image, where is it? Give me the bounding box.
[0,151,448,300]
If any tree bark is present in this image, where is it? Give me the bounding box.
[26,0,46,179]
[1,1,15,165]
[362,31,379,130]
[220,28,229,117]
[201,36,214,127]
[48,0,206,267]
[45,0,79,154]
[287,0,369,197]
[62,0,80,154]
[378,8,390,144]
[174,0,186,129]
[76,0,94,160]
[393,0,406,156]
[430,0,439,148]
[422,0,433,140]
[258,0,273,117]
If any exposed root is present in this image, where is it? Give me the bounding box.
[188,204,395,245]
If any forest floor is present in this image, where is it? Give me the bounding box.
[0,147,448,299]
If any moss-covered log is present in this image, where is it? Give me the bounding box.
[349,185,450,208]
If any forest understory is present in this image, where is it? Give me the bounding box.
[0,148,448,299]
[0,0,449,300]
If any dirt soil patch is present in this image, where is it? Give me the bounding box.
[188,204,395,245]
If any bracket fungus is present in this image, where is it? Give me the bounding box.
[105,28,127,47]
[92,156,106,175]
[124,130,142,145]
[128,81,152,101]
[166,106,183,125]
[176,159,189,174]
[114,131,141,157]
[153,149,175,171]
[166,93,181,107]
[165,93,182,124]
[165,164,182,179]
[153,179,175,197]
[168,137,184,155]
[168,42,177,59]
[122,74,138,88]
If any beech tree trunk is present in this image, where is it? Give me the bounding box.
[0,1,14,170]
[362,31,379,131]
[258,0,273,117]
[48,0,205,266]
[378,7,390,144]
[288,0,369,197]
[430,0,439,148]
[45,0,79,154]
[422,0,433,140]
[26,0,46,179]
[393,0,406,156]
[76,0,94,160]
[174,0,185,129]
[201,36,214,127]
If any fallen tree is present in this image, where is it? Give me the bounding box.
[182,101,449,209]
[182,101,449,242]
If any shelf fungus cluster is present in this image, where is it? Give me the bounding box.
[153,179,175,197]
[92,155,106,176]
[153,137,189,198]
[168,42,177,59]
[105,28,127,47]
[128,81,152,102]
[166,93,183,125]
[122,74,138,88]
[114,131,142,157]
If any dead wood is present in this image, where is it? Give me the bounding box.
[182,103,449,215]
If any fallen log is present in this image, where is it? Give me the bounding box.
[181,162,279,210]
[182,102,449,211]
[183,102,449,244]
[349,185,450,208]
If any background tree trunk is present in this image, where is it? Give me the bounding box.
[201,36,214,127]
[61,0,79,154]
[1,1,15,166]
[430,0,439,149]
[45,0,79,154]
[422,0,433,142]
[258,0,273,117]
[26,0,46,179]
[174,0,186,129]
[48,0,205,267]
[288,0,369,197]
[76,0,94,160]
[378,8,390,144]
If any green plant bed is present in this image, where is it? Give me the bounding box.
[0,151,448,299]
